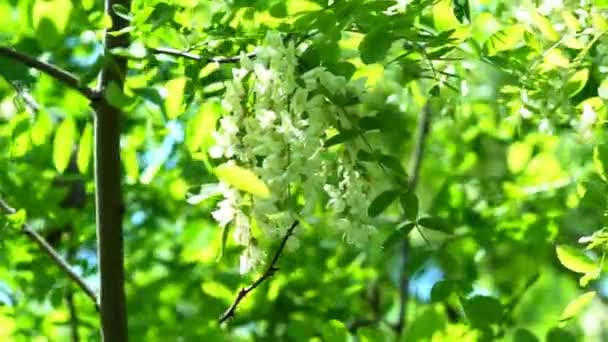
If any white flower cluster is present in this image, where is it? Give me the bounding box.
[208,31,378,273]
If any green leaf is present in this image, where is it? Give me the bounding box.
[400,192,419,221]
[123,147,139,183]
[598,78,608,100]
[186,103,219,153]
[382,222,415,250]
[77,123,93,174]
[546,327,576,342]
[433,0,462,31]
[593,144,608,181]
[555,245,597,274]
[559,291,596,321]
[104,82,134,109]
[368,190,399,217]
[564,69,589,98]
[358,327,385,342]
[324,130,359,147]
[215,163,270,198]
[30,109,53,146]
[6,209,26,228]
[53,116,77,174]
[358,117,382,131]
[417,216,453,234]
[321,320,348,342]
[217,225,231,261]
[378,155,405,175]
[513,329,539,342]
[532,10,559,41]
[461,295,503,327]
[165,77,187,119]
[430,280,453,302]
[359,29,392,64]
[484,26,524,56]
[112,4,133,21]
[269,2,288,18]
[32,0,73,48]
[186,183,223,205]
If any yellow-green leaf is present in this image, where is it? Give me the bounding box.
[123,147,139,184]
[186,102,219,153]
[165,77,187,119]
[30,109,53,146]
[53,116,77,174]
[32,0,73,48]
[433,0,461,32]
[77,123,93,174]
[532,11,559,41]
[564,69,589,98]
[485,26,524,56]
[559,291,596,321]
[215,163,270,198]
[555,245,597,274]
[593,144,608,181]
[598,78,608,100]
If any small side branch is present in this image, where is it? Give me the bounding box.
[150,47,256,63]
[395,101,433,335]
[0,198,99,310]
[0,47,97,100]
[219,220,299,324]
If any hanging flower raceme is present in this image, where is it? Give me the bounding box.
[207,31,380,274]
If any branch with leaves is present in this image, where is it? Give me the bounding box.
[0,47,98,100]
[150,47,256,63]
[0,198,99,310]
[219,220,299,324]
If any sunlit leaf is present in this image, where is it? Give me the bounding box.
[104,82,134,109]
[165,77,187,119]
[32,0,73,47]
[30,110,53,146]
[532,10,559,41]
[433,0,461,31]
[77,123,93,174]
[186,183,223,205]
[6,209,26,228]
[484,26,524,56]
[123,147,139,184]
[560,291,596,321]
[215,163,270,198]
[555,245,597,274]
[593,144,608,181]
[53,116,77,174]
[564,69,589,98]
[321,320,348,342]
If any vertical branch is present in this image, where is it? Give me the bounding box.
[395,102,432,335]
[92,0,130,340]
[66,265,81,342]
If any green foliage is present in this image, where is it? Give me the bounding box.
[1,0,608,340]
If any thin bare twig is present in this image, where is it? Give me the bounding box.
[150,47,256,63]
[395,101,433,335]
[0,198,99,310]
[0,47,97,100]
[218,220,299,324]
